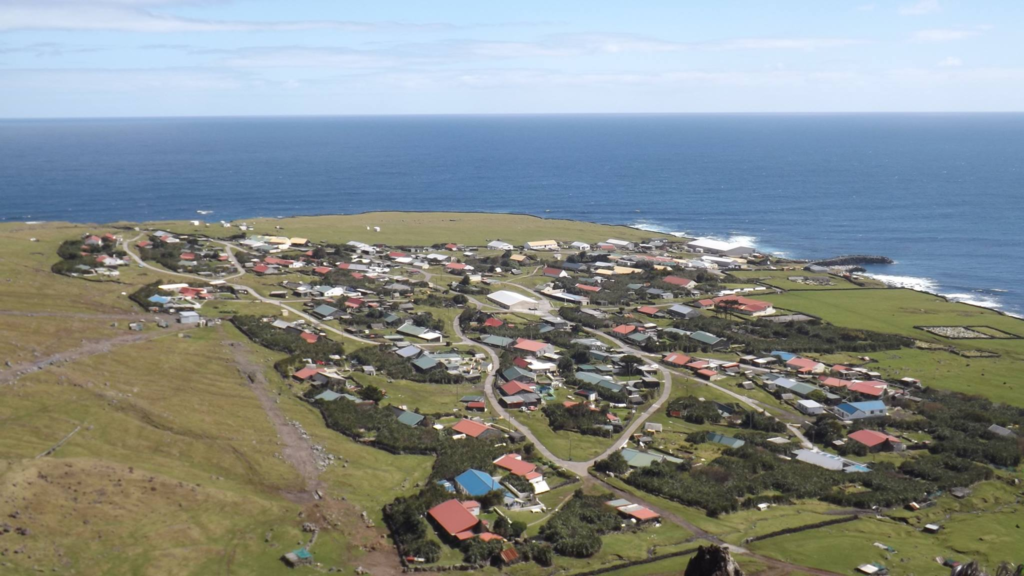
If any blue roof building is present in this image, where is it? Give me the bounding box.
[770,351,797,361]
[835,401,888,420]
[454,469,509,498]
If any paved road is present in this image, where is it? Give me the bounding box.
[122,236,835,574]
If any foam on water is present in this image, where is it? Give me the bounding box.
[862,274,938,293]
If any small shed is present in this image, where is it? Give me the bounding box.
[282,548,313,567]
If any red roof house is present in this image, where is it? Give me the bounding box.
[483,317,504,328]
[493,454,537,477]
[576,283,601,293]
[848,429,904,452]
[299,332,319,344]
[662,276,695,287]
[663,353,692,367]
[446,262,467,271]
[451,419,493,439]
[636,306,660,316]
[848,381,887,398]
[612,325,636,336]
[500,381,535,396]
[513,338,551,354]
[428,499,480,537]
[313,266,332,275]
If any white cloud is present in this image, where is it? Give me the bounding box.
[912,28,985,42]
[899,0,941,16]
[937,56,963,68]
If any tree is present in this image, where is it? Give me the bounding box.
[452,293,468,305]
[595,451,630,475]
[620,354,643,376]
[359,384,385,403]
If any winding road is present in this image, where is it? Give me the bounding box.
[119,233,839,575]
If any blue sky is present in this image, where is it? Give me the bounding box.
[0,0,1020,117]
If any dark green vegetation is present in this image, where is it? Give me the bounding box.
[543,403,614,438]
[52,237,126,275]
[317,397,437,454]
[609,446,994,518]
[670,314,911,355]
[538,491,622,558]
[230,315,345,376]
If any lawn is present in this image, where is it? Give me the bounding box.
[149,212,673,247]
[514,409,617,462]
[727,269,885,291]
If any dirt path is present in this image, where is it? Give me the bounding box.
[223,339,323,499]
[0,326,182,385]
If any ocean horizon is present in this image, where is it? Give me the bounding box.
[2,114,1021,316]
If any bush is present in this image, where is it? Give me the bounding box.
[539,491,620,558]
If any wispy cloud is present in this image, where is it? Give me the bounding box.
[899,0,941,16]
[0,2,456,33]
[0,42,106,57]
[937,56,963,68]
[912,27,989,42]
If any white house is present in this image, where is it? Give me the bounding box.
[569,241,591,251]
[605,239,635,250]
[796,399,824,416]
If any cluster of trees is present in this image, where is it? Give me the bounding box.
[557,306,611,330]
[666,396,723,425]
[538,491,621,557]
[53,237,126,275]
[542,403,613,438]
[667,315,911,355]
[128,281,175,309]
[349,345,466,384]
[380,435,535,566]
[230,315,345,377]
[318,396,438,454]
[617,444,985,518]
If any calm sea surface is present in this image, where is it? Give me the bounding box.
[1,114,1021,315]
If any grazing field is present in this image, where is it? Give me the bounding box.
[764,288,1024,405]
[728,270,887,291]
[149,212,674,247]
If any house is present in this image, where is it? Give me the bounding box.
[848,429,905,452]
[178,311,201,325]
[796,399,825,415]
[786,357,826,374]
[689,331,726,349]
[502,366,536,382]
[412,355,441,372]
[687,238,755,257]
[834,401,889,420]
[569,241,591,251]
[451,419,503,440]
[576,283,601,293]
[481,335,515,349]
[455,469,509,498]
[428,499,480,539]
[543,267,569,278]
[848,380,888,399]
[793,449,870,473]
[306,303,338,320]
[707,432,745,449]
[604,239,635,250]
[667,304,701,319]
[397,323,443,342]
[500,381,535,397]
[662,353,691,367]
[662,275,695,288]
[487,290,538,311]
[523,240,559,251]
[482,317,504,328]
[513,338,555,356]
[493,454,537,477]
[619,448,684,468]
[712,295,775,316]
[636,305,661,316]
[395,345,423,360]
[445,262,468,273]
[612,324,637,336]
[395,409,426,427]
[487,240,514,251]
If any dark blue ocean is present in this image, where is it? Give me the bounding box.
[1,115,1022,316]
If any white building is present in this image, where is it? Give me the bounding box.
[523,240,559,251]
[687,238,755,257]
[796,399,824,416]
[604,239,635,250]
[487,240,514,251]
[569,241,591,251]
[487,290,539,311]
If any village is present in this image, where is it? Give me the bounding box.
[34,217,1024,576]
